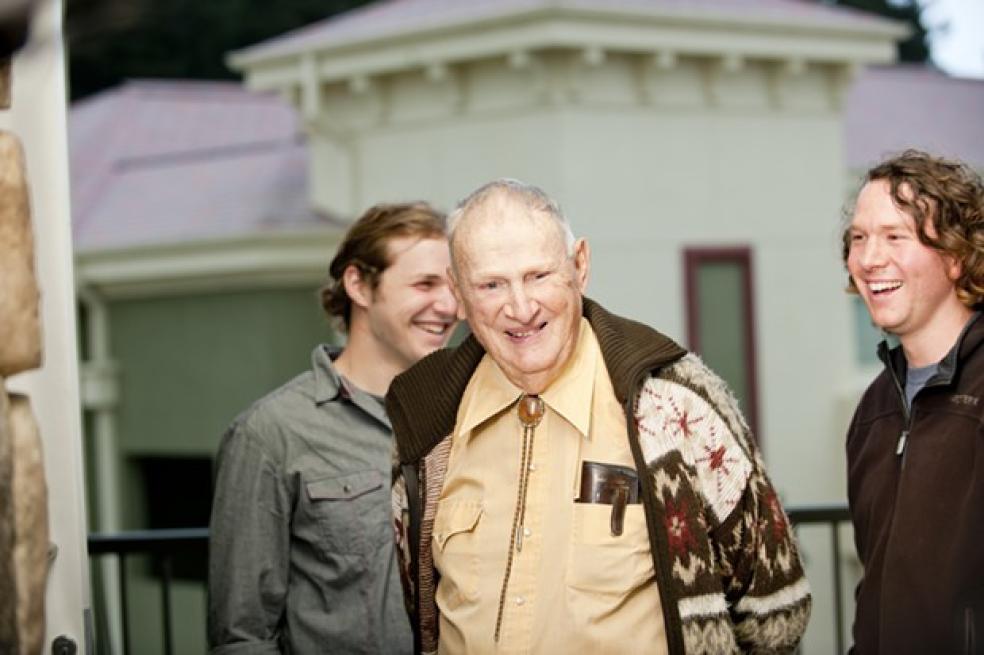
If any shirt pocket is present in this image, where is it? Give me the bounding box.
[432,498,483,607]
[303,469,386,555]
[566,503,654,595]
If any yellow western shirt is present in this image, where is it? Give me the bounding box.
[433,319,668,654]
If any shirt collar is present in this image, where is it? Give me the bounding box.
[313,344,344,403]
[540,317,596,439]
[454,318,598,440]
[454,354,523,439]
[312,344,391,428]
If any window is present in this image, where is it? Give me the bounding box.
[684,247,760,440]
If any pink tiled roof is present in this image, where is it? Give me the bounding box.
[844,65,984,170]
[69,80,342,252]
[70,65,982,255]
[232,0,895,64]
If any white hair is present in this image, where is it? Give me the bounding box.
[447,178,576,263]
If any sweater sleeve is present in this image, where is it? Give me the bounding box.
[640,354,811,653]
[711,457,811,653]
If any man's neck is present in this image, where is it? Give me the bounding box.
[332,323,405,397]
[900,304,975,368]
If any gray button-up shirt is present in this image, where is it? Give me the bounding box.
[208,345,413,654]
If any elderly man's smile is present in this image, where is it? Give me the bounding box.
[505,322,548,341]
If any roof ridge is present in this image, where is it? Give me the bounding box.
[112,135,305,173]
[118,78,284,103]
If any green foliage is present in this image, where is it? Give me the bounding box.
[825,0,930,63]
[66,0,372,101]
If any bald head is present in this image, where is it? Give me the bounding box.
[448,179,575,274]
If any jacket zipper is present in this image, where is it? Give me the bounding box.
[880,356,954,648]
[885,362,912,461]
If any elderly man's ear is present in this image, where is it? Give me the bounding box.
[447,266,468,321]
[573,238,591,293]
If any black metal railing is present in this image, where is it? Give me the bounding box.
[788,503,854,655]
[87,505,853,655]
[88,528,209,655]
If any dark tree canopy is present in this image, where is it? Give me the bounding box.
[66,0,372,101]
[67,0,934,102]
[824,0,931,63]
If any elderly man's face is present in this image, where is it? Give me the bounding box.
[451,199,589,394]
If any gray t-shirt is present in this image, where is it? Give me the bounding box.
[905,362,938,409]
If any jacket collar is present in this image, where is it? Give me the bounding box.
[877,311,984,387]
[386,297,687,464]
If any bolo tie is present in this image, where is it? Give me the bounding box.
[494,394,545,643]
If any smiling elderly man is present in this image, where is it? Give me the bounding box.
[386,179,811,655]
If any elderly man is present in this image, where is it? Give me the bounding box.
[386,180,810,654]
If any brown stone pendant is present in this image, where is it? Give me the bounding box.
[517,394,544,428]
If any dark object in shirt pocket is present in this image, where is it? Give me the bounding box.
[304,470,387,555]
[575,461,640,536]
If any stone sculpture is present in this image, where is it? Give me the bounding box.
[0,126,49,653]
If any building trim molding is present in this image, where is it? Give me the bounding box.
[75,230,341,299]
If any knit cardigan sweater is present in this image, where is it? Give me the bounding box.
[386,298,811,654]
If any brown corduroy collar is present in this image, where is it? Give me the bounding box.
[385,297,687,465]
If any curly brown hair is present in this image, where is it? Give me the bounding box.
[320,202,446,330]
[842,149,984,308]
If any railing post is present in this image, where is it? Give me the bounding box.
[161,555,173,655]
[831,520,845,655]
[117,553,129,655]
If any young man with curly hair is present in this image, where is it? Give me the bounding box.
[843,150,984,654]
[208,203,457,654]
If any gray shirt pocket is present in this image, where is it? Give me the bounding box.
[302,469,387,556]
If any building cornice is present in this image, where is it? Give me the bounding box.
[75,230,341,300]
[230,3,907,103]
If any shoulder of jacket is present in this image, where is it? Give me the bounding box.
[220,371,317,460]
[651,353,752,449]
[636,356,758,523]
